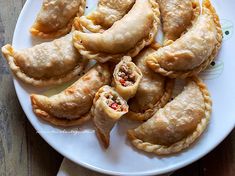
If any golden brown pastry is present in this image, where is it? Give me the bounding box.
[128,76,212,155]
[113,56,142,100]
[146,0,223,78]
[1,34,87,87]
[73,0,160,63]
[92,85,129,148]
[30,64,111,127]
[79,0,135,32]
[30,0,86,39]
[159,0,200,44]
[126,47,174,121]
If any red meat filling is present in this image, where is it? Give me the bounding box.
[117,64,135,87]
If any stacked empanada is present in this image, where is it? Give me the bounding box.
[1,0,222,155]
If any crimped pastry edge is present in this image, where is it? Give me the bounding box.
[1,44,87,87]
[127,76,212,155]
[31,94,91,127]
[73,0,161,63]
[146,0,223,79]
[125,78,174,121]
[78,16,104,33]
[30,0,86,39]
[78,0,135,33]
[163,0,201,45]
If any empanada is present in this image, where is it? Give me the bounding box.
[92,86,128,148]
[113,56,142,100]
[128,76,212,155]
[30,0,86,39]
[1,34,87,87]
[73,0,160,63]
[30,64,111,127]
[146,0,222,78]
[79,0,135,32]
[126,47,174,121]
[159,0,200,44]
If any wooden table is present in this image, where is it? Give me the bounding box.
[0,1,234,175]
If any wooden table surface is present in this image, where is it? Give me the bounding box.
[0,1,234,176]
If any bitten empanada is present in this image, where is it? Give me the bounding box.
[1,34,87,87]
[146,0,222,78]
[126,47,174,121]
[128,76,212,155]
[73,0,160,63]
[30,64,111,127]
[30,0,86,39]
[159,0,200,44]
[113,56,142,100]
[92,86,129,148]
[79,0,135,32]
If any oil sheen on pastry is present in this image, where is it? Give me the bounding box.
[128,76,212,155]
[159,0,200,44]
[79,0,135,32]
[1,34,87,87]
[113,56,142,100]
[92,85,128,148]
[30,64,111,127]
[126,47,174,121]
[30,0,86,39]
[146,0,223,78]
[73,0,160,63]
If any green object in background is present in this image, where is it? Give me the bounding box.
[221,19,233,41]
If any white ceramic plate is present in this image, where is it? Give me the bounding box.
[11,0,235,175]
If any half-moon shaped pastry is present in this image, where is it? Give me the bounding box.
[92,85,129,148]
[79,0,135,33]
[128,76,212,155]
[159,0,200,44]
[73,0,160,63]
[30,0,86,39]
[1,34,87,87]
[126,47,174,121]
[146,0,222,78]
[30,64,111,127]
[113,56,142,100]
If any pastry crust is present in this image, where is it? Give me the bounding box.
[92,86,128,148]
[73,0,160,63]
[125,44,174,121]
[113,56,143,100]
[30,0,86,39]
[31,64,111,127]
[126,47,174,121]
[128,76,212,155]
[79,0,135,33]
[1,34,87,87]
[31,100,91,127]
[146,0,223,78]
[159,0,200,44]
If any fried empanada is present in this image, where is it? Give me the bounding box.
[128,77,212,155]
[113,56,142,100]
[126,47,174,121]
[92,86,128,148]
[1,34,87,87]
[30,0,86,39]
[146,0,222,78]
[30,64,111,127]
[79,0,135,32]
[73,0,160,63]
[159,0,200,44]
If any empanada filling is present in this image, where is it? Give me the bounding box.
[105,93,127,112]
[117,64,136,87]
